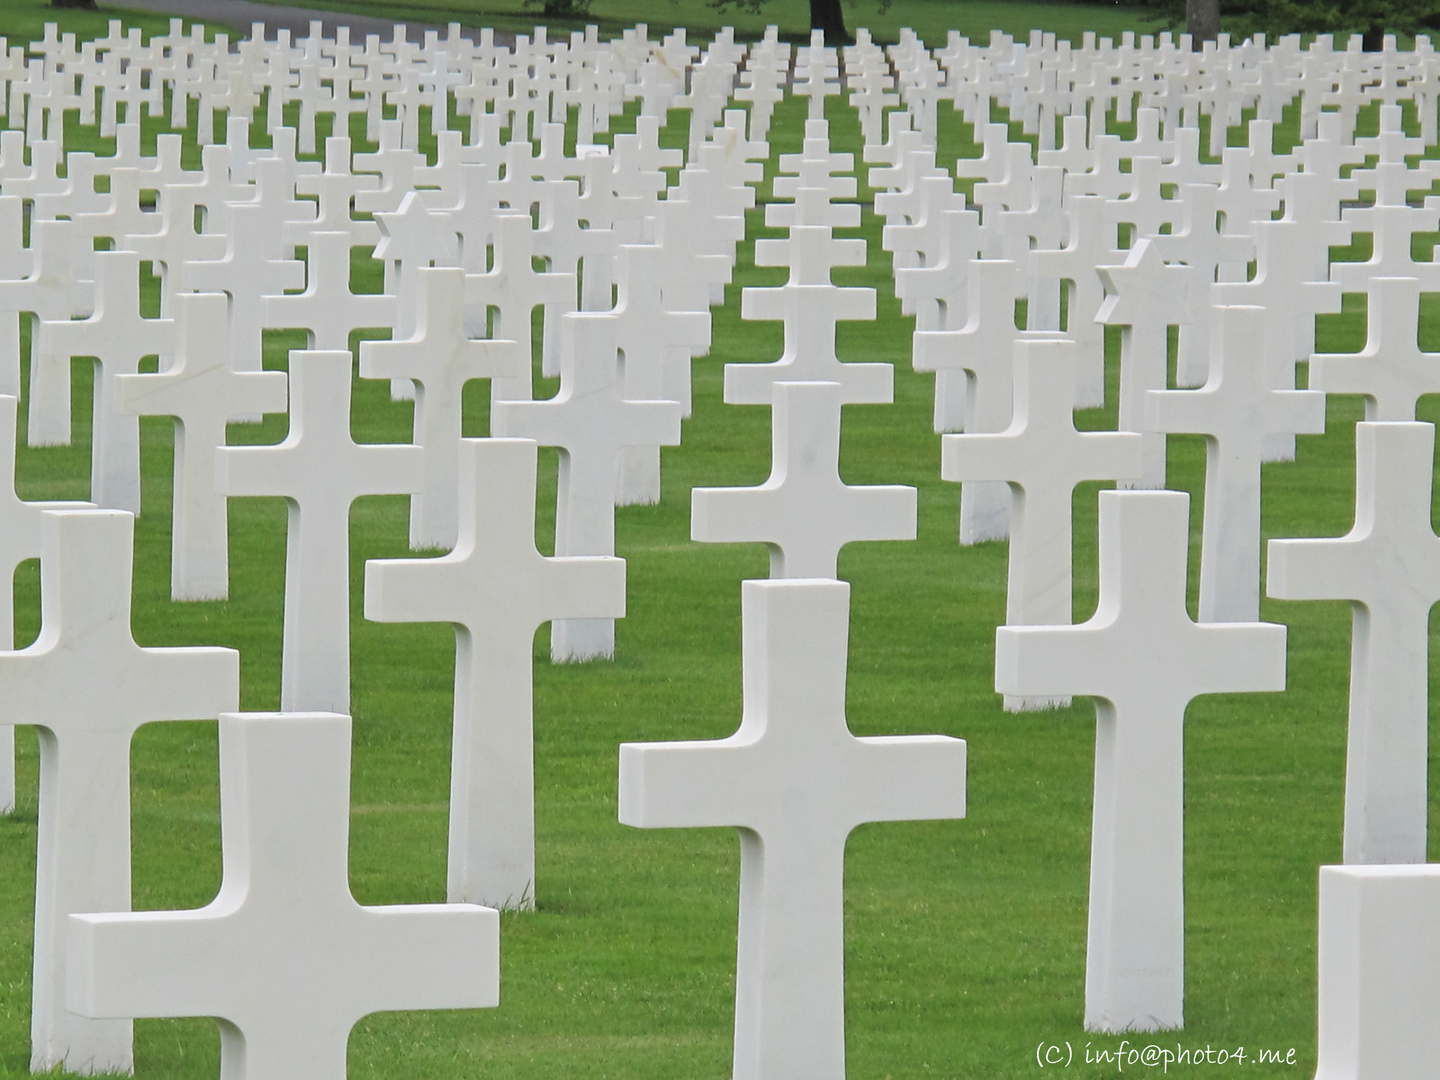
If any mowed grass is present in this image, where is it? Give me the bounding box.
[1,5,1437,1078]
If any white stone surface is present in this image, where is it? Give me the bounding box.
[464,212,576,403]
[1310,276,1440,421]
[944,340,1142,710]
[1313,864,1440,1080]
[263,229,397,351]
[1268,422,1440,865]
[726,227,888,407]
[183,200,306,378]
[1148,182,1253,390]
[620,578,966,1080]
[612,243,709,503]
[1210,217,1343,459]
[492,313,681,660]
[1148,305,1326,623]
[38,249,175,513]
[0,394,89,816]
[692,380,916,578]
[913,259,1035,543]
[116,292,288,601]
[360,266,525,551]
[1096,239,1193,490]
[67,711,499,1080]
[995,490,1287,1033]
[365,438,626,908]
[1029,193,1114,408]
[0,509,238,1075]
[5,219,95,448]
[216,350,423,712]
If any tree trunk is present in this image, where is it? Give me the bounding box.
[1362,23,1386,51]
[809,0,850,47]
[1186,0,1220,49]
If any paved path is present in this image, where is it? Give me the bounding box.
[105,0,500,44]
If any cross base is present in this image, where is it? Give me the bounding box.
[553,618,614,662]
[1003,693,1072,713]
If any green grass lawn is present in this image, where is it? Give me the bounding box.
[0,3,1435,1078]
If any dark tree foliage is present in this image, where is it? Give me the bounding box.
[522,0,594,21]
[1132,0,1440,47]
[49,0,99,8]
[807,0,850,45]
[709,0,856,45]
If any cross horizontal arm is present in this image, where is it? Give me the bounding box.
[68,907,240,1020]
[740,284,875,324]
[365,548,625,635]
[619,737,765,831]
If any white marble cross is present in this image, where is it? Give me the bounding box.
[1268,421,1440,865]
[890,203,980,330]
[764,179,861,231]
[611,243,710,503]
[1103,156,1179,242]
[726,229,888,407]
[115,292,289,601]
[0,194,32,398]
[67,710,499,1080]
[608,114,682,243]
[996,489,1286,1033]
[944,340,1142,710]
[263,230,398,351]
[0,509,239,1074]
[620,578,966,1080]
[292,135,382,247]
[183,200,306,377]
[692,381,916,579]
[360,266,526,551]
[793,35,841,120]
[67,168,165,271]
[913,259,1035,542]
[371,189,463,401]
[0,395,89,815]
[1,218,94,446]
[216,351,423,712]
[1214,145,1282,281]
[365,438,625,908]
[38,249,174,514]
[1148,305,1326,623]
[1211,218,1344,445]
[464,212,576,403]
[123,146,236,315]
[652,192,732,323]
[996,164,1068,331]
[353,118,430,214]
[848,65,897,146]
[774,125,856,201]
[492,313,681,661]
[1096,238,1195,489]
[1146,182,1254,388]
[534,177,617,333]
[1331,203,1440,292]
[1029,193,1116,408]
[735,61,785,145]
[1310,277,1440,421]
